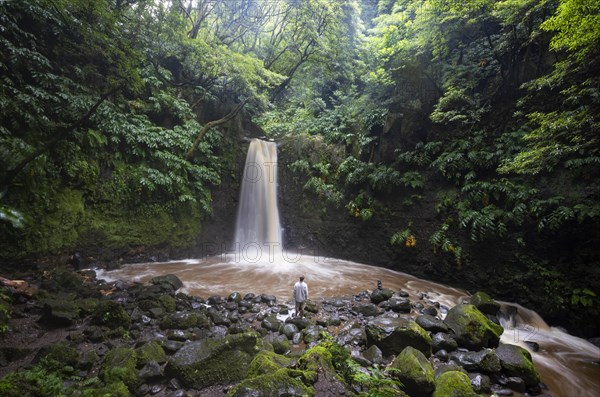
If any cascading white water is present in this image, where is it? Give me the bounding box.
[233,139,283,262]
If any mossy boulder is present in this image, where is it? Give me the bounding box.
[227,368,314,397]
[470,292,500,316]
[91,300,131,330]
[158,294,177,313]
[165,332,261,388]
[443,304,503,350]
[100,347,139,390]
[495,343,540,387]
[135,341,166,366]
[388,346,435,397]
[366,317,432,357]
[247,351,292,378]
[432,371,477,397]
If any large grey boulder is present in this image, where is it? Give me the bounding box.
[496,343,540,387]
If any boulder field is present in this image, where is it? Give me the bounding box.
[0,269,548,396]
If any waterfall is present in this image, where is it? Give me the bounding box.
[234,139,283,262]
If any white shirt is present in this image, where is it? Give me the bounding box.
[293,281,308,302]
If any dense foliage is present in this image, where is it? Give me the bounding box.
[0,0,598,332]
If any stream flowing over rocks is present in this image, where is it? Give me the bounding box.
[0,268,579,397]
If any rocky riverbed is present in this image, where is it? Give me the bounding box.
[0,267,553,397]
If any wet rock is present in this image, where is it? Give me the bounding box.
[468,373,491,393]
[433,348,449,362]
[302,325,321,343]
[165,332,261,388]
[389,297,411,313]
[351,350,372,366]
[208,308,230,326]
[354,303,381,317]
[336,325,367,347]
[470,291,501,316]
[370,288,394,304]
[387,346,435,397]
[263,333,290,354]
[160,311,208,330]
[138,361,162,380]
[207,295,224,305]
[524,340,540,352]
[362,345,383,364]
[287,316,310,330]
[431,332,458,353]
[444,304,503,350]
[495,343,540,387]
[281,323,299,339]
[292,333,302,345]
[416,314,449,333]
[208,325,229,339]
[260,294,277,306]
[366,317,432,357]
[167,329,191,341]
[151,274,183,291]
[162,340,183,354]
[228,292,242,303]
[448,348,501,374]
[505,376,526,392]
[432,371,477,397]
[434,362,467,378]
[229,322,251,334]
[421,306,438,316]
[261,315,282,332]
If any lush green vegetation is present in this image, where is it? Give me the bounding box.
[0,0,598,332]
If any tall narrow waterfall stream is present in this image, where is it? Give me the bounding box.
[99,139,600,397]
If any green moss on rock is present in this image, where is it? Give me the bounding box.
[92,300,131,330]
[443,304,503,350]
[135,340,166,366]
[100,347,138,390]
[432,371,477,397]
[247,351,292,378]
[388,346,435,397]
[165,332,261,388]
[158,295,177,313]
[470,292,500,315]
[227,368,314,397]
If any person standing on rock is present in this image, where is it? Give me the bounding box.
[293,275,308,318]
